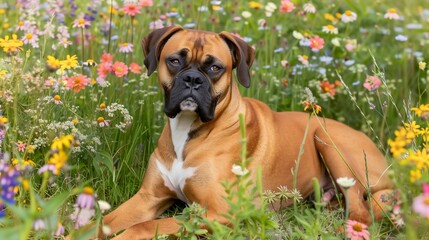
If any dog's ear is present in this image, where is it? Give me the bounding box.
[142,25,183,76]
[219,32,255,88]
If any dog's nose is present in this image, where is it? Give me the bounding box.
[183,72,203,90]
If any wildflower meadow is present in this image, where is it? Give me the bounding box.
[0,0,429,239]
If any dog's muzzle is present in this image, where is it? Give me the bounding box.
[164,70,217,122]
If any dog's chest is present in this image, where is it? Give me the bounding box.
[156,112,197,203]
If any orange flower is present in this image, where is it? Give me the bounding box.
[320,80,336,96]
[65,74,91,93]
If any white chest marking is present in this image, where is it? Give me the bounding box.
[156,112,198,203]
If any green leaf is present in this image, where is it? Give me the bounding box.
[94,151,115,177]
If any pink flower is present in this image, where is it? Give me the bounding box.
[121,3,141,17]
[346,220,370,240]
[139,0,153,7]
[111,61,128,77]
[77,187,96,209]
[100,53,113,64]
[423,183,429,194]
[72,16,91,28]
[412,193,429,218]
[309,35,324,51]
[16,141,26,152]
[118,42,133,53]
[279,0,295,13]
[129,62,142,74]
[363,76,382,91]
[65,74,91,93]
[97,62,112,78]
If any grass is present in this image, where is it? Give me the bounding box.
[0,0,428,239]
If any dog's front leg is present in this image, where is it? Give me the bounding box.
[101,157,175,238]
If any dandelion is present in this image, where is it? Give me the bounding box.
[385,8,400,20]
[60,54,79,70]
[346,220,370,240]
[118,42,133,53]
[111,61,129,77]
[336,177,356,189]
[231,164,249,176]
[122,3,141,17]
[363,75,382,91]
[322,24,338,34]
[65,74,91,93]
[53,95,62,104]
[72,16,91,28]
[129,62,142,74]
[341,10,357,23]
[279,0,295,13]
[419,61,426,70]
[97,116,110,127]
[309,35,324,51]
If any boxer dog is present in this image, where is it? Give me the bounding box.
[101,25,393,239]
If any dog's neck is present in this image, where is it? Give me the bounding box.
[168,111,198,161]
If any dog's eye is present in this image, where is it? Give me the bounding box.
[169,59,180,66]
[209,65,222,72]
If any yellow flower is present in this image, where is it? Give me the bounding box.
[0,116,8,124]
[83,186,94,195]
[404,121,420,134]
[0,34,24,55]
[388,139,407,159]
[303,100,322,114]
[411,104,429,120]
[51,135,74,151]
[60,54,79,70]
[410,169,422,183]
[49,150,68,172]
[12,158,36,168]
[0,69,8,78]
[419,61,426,70]
[249,1,263,9]
[99,102,106,109]
[46,55,61,71]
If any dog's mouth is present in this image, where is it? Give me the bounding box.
[180,97,198,112]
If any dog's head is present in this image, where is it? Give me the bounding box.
[142,25,255,122]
